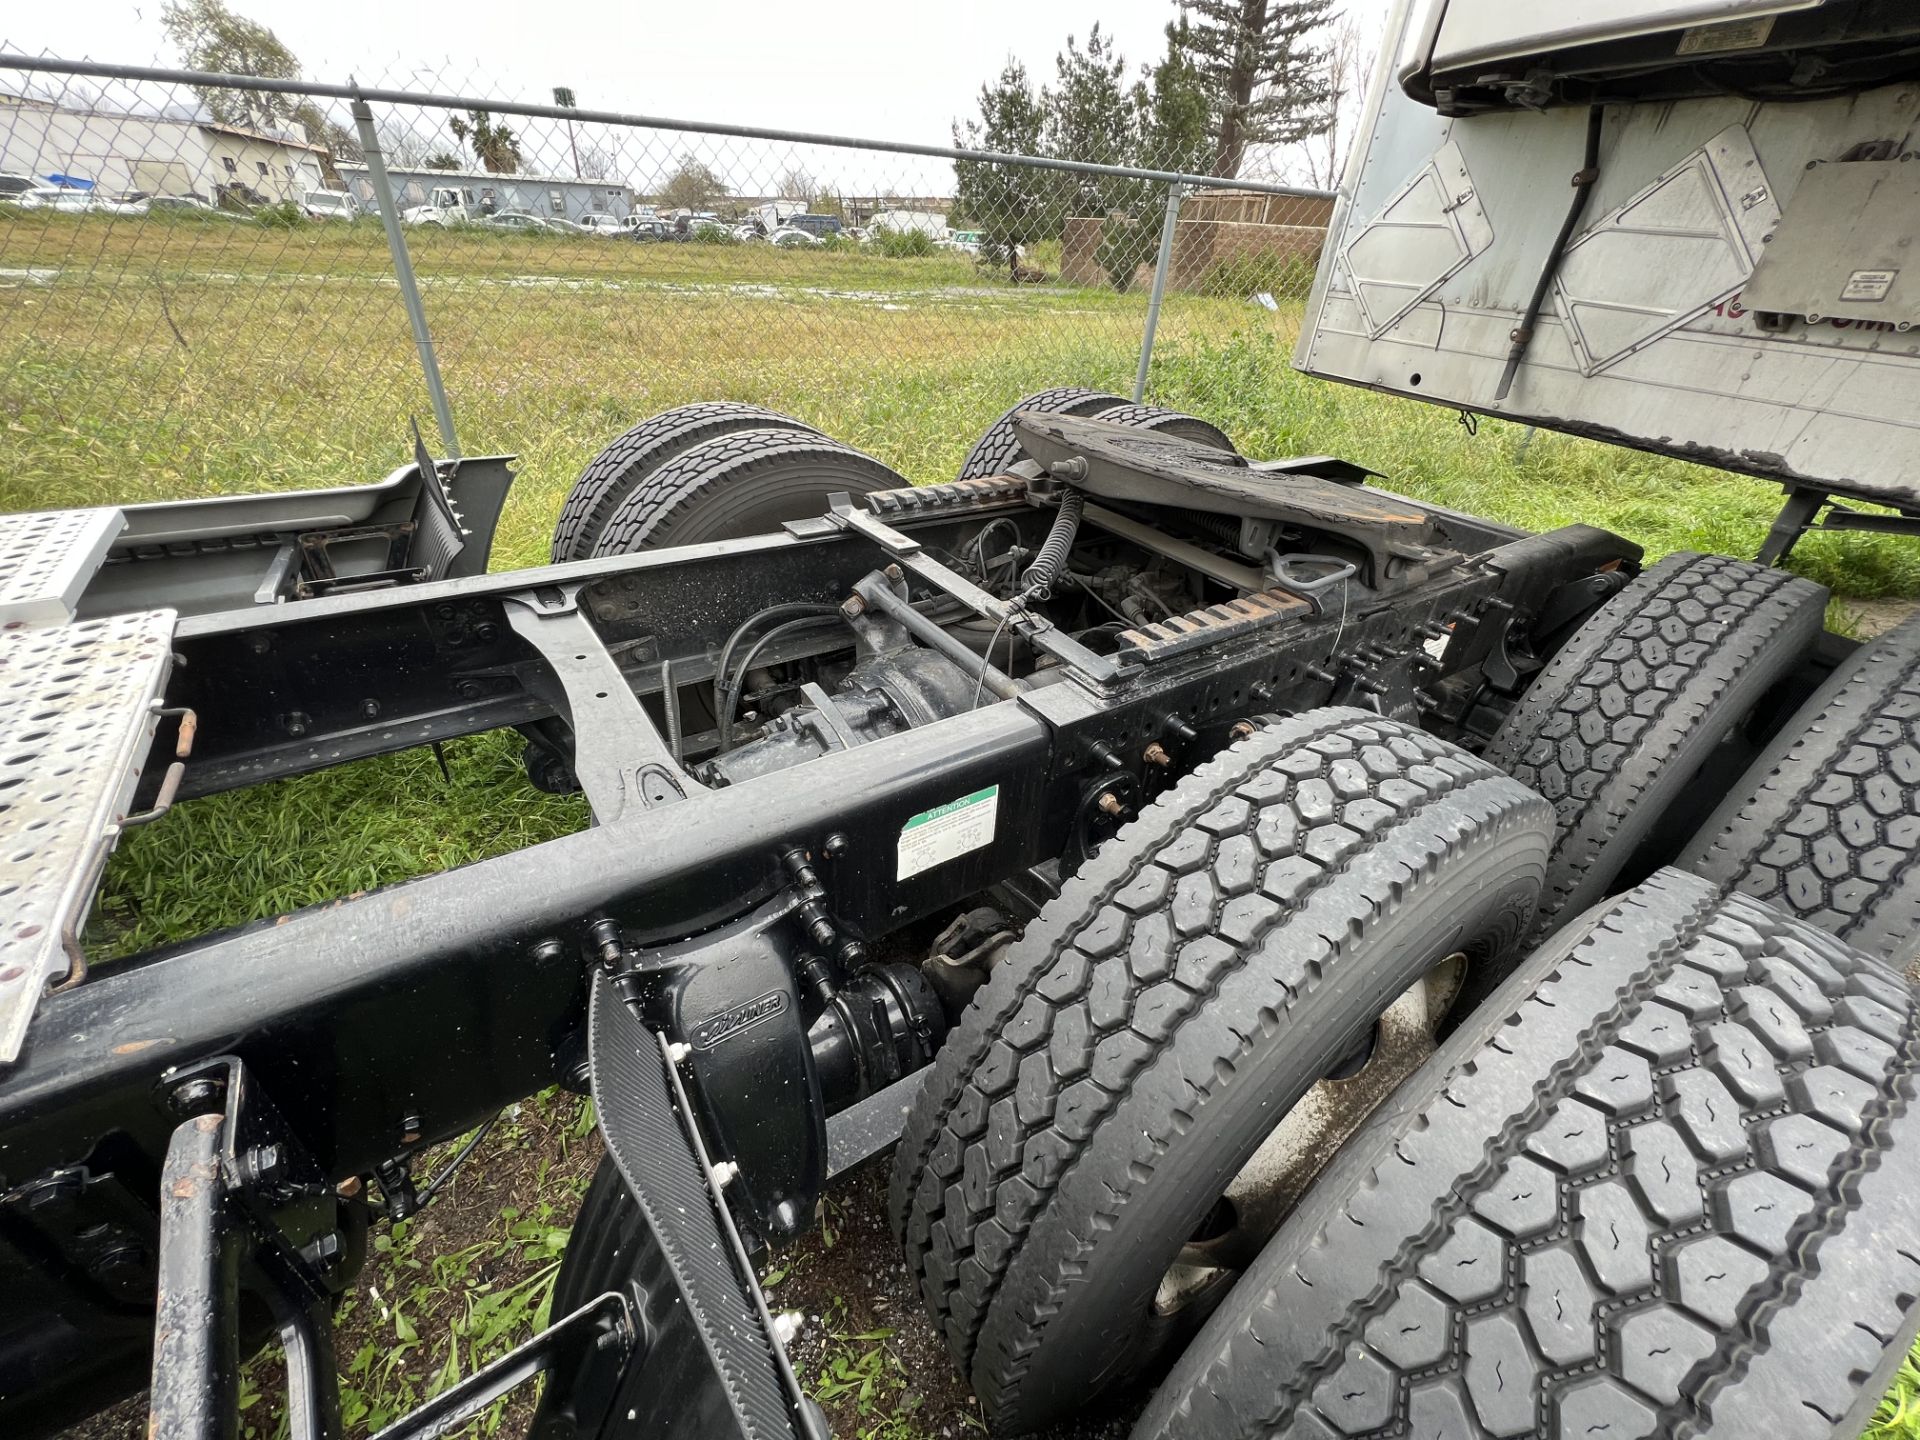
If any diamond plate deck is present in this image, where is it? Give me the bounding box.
[0,507,127,626]
[0,609,175,1062]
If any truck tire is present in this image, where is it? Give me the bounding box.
[1083,402,1237,453]
[1681,612,1920,971]
[1134,867,1920,1440]
[589,428,904,556]
[1485,551,1827,942]
[956,387,1129,479]
[551,402,820,562]
[890,709,1554,1433]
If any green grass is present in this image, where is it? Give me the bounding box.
[7,217,1920,1440]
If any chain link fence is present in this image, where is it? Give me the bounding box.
[0,54,1332,568]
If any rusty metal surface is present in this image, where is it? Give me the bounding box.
[1014,413,1443,541]
[862,475,1029,518]
[1115,587,1313,662]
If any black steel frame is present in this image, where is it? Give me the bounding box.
[0,474,1639,1440]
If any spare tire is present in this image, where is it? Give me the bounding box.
[1682,611,1920,971]
[1485,551,1827,941]
[551,402,820,562]
[1135,867,1920,1440]
[890,709,1553,1433]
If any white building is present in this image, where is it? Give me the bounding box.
[0,92,327,204]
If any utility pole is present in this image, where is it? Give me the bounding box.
[554,86,580,177]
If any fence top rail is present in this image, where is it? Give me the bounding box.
[0,53,1336,203]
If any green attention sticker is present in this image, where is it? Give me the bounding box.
[898,785,1000,881]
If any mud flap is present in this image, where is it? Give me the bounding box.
[555,969,817,1440]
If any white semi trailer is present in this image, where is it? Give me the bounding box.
[1300,0,1920,560]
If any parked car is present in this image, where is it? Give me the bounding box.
[302,189,359,221]
[782,213,843,239]
[0,172,36,202]
[478,210,559,234]
[575,213,623,237]
[626,219,671,243]
[768,226,823,249]
[15,186,146,216]
[146,194,239,221]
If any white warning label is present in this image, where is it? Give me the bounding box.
[1843,269,1899,303]
[1676,17,1774,55]
[898,785,999,881]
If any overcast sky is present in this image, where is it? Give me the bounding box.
[6,0,1397,156]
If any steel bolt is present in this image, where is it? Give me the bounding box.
[300,1231,343,1270]
[1142,742,1172,767]
[822,832,849,858]
[1230,721,1256,741]
[840,594,866,618]
[168,1076,226,1119]
[361,698,381,718]
[1097,792,1125,818]
[883,563,904,583]
[456,679,483,700]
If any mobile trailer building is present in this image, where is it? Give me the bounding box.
[337,162,633,225]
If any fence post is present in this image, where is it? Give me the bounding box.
[350,93,460,458]
[1132,182,1187,404]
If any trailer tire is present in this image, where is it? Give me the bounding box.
[956,388,1130,479]
[551,402,820,562]
[1485,551,1827,943]
[589,428,905,556]
[1135,867,1920,1440]
[1681,612,1920,971]
[890,709,1553,1433]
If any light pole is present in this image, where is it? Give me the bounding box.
[553,86,580,178]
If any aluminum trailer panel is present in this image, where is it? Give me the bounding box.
[1299,0,1920,513]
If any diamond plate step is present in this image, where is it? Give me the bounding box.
[0,609,176,1062]
[0,507,127,626]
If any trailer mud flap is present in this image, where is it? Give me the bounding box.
[575,969,817,1440]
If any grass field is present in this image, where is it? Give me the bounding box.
[7,216,1920,1439]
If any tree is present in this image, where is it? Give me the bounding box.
[1298,17,1372,190]
[952,59,1051,281]
[1042,26,1142,218]
[424,152,463,171]
[1181,0,1337,177]
[659,156,729,211]
[448,110,522,175]
[1142,19,1211,173]
[161,0,302,132]
[576,144,615,182]
[777,166,816,203]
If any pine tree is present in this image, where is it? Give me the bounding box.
[1142,18,1211,173]
[953,60,1051,281]
[1180,0,1337,177]
[1041,25,1141,217]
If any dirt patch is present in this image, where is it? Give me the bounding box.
[56,1113,1143,1440]
[1838,597,1919,639]
[774,1162,1142,1440]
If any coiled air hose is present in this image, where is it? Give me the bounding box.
[1018,489,1085,599]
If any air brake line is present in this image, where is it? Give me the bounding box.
[1495,105,1605,403]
